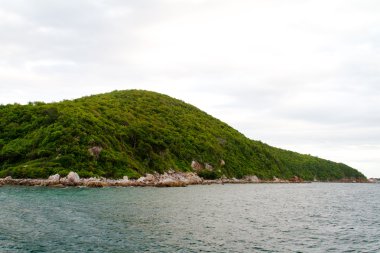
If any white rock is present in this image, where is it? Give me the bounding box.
[245,175,260,182]
[183,172,202,184]
[123,176,129,181]
[205,163,213,170]
[67,172,80,183]
[145,174,155,182]
[48,174,60,182]
[191,160,203,171]
[159,177,175,184]
[86,177,98,182]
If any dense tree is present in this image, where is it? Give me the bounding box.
[0,90,366,180]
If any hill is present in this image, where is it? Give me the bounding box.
[0,90,365,180]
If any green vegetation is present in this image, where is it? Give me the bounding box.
[0,90,365,180]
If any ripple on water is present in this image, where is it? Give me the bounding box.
[0,184,380,252]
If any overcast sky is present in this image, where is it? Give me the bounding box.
[1,0,379,177]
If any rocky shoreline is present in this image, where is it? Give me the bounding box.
[0,171,368,188]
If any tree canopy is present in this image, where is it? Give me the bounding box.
[0,90,365,180]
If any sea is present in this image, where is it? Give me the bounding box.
[0,183,379,253]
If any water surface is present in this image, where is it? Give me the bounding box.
[1,183,379,252]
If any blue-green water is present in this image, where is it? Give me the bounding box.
[1,183,379,252]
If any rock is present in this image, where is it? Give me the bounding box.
[205,163,213,171]
[67,172,80,183]
[86,177,99,181]
[48,174,60,182]
[122,176,129,181]
[220,160,225,166]
[184,172,202,184]
[244,175,260,183]
[156,176,186,187]
[4,176,13,184]
[158,177,175,184]
[116,179,132,186]
[136,174,156,184]
[156,180,186,187]
[88,146,103,159]
[191,160,203,171]
[289,176,302,182]
[368,178,378,183]
[145,174,155,182]
[85,181,106,187]
[50,184,65,188]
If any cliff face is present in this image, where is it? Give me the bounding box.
[0,90,366,180]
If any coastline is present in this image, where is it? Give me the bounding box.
[0,171,369,188]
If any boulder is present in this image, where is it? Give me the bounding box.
[88,146,103,159]
[4,176,13,184]
[185,172,202,184]
[67,172,80,183]
[289,176,302,183]
[122,176,129,181]
[244,175,260,183]
[205,163,213,171]
[145,174,155,182]
[191,160,203,171]
[48,174,60,182]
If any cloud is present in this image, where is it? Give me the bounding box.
[0,0,380,177]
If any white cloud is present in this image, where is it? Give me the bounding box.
[0,0,380,177]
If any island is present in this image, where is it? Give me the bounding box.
[0,90,366,186]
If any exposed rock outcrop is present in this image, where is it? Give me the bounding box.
[136,171,202,187]
[5,172,366,188]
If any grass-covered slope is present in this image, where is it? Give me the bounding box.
[0,90,365,180]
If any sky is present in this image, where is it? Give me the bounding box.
[0,0,379,177]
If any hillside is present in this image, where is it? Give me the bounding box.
[0,90,365,180]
